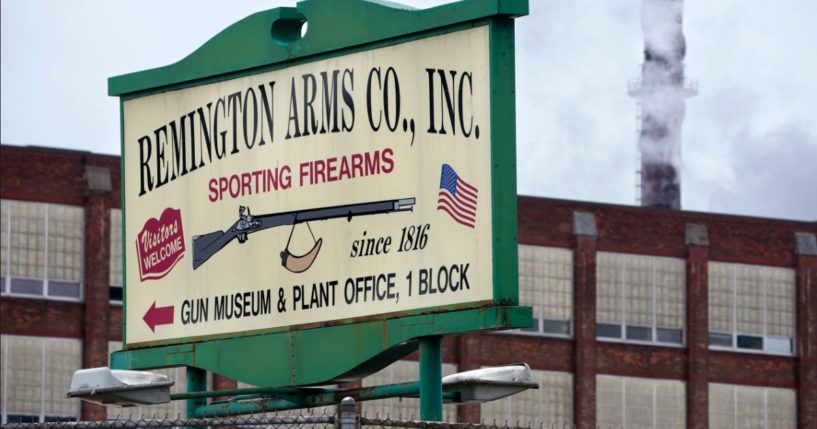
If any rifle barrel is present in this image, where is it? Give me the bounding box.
[257,198,415,227]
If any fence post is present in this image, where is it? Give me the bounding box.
[340,396,359,429]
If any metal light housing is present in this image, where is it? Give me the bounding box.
[66,367,174,406]
[443,363,538,403]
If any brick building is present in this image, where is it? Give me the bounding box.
[1,144,815,428]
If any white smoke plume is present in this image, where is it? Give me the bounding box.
[632,0,694,209]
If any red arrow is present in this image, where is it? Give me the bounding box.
[143,301,174,333]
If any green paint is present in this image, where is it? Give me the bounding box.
[489,17,520,306]
[419,336,443,421]
[108,0,527,97]
[188,381,457,417]
[173,386,333,401]
[186,367,207,429]
[193,398,299,418]
[111,306,531,387]
[119,98,127,347]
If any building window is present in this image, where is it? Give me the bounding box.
[597,375,685,429]
[1,335,81,424]
[362,360,458,420]
[709,383,796,429]
[482,369,572,426]
[596,252,685,346]
[510,245,572,337]
[708,262,795,355]
[109,209,122,305]
[0,200,83,301]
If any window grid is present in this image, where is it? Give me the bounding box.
[0,200,84,301]
[655,260,685,328]
[109,210,123,304]
[1,335,81,424]
[708,383,796,429]
[709,264,733,333]
[597,375,685,429]
[1,202,10,293]
[508,246,573,337]
[626,257,653,327]
[735,267,763,335]
[46,205,83,283]
[482,370,572,426]
[708,262,795,355]
[596,260,622,325]
[596,252,686,346]
[362,361,457,420]
[623,378,653,429]
[9,202,46,281]
[766,269,795,338]
[656,381,686,428]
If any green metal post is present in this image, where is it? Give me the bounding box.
[186,367,207,426]
[418,336,443,421]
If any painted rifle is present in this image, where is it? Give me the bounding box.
[192,198,415,272]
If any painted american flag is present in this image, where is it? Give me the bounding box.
[437,164,478,228]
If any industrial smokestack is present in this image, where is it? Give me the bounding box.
[629,0,696,209]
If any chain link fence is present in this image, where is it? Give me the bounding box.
[1,414,332,429]
[1,399,599,429]
[1,417,594,429]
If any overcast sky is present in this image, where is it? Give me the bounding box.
[2,0,815,221]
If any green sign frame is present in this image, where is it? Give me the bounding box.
[108,0,530,388]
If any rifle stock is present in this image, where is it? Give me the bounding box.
[192,227,239,270]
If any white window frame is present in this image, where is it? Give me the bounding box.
[596,253,685,348]
[500,246,573,339]
[598,375,686,429]
[709,383,796,429]
[503,317,573,339]
[109,209,123,306]
[0,335,82,424]
[708,263,795,357]
[0,201,84,303]
[482,368,573,425]
[361,360,458,420]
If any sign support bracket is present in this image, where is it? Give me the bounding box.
[419,336,443,421]
[112,306,531,388]
[186,367,207,428]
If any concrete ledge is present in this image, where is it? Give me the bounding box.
[85,165,112,193]
[795,232,817,255]
[573,212,597,236]
[685,223,709,246]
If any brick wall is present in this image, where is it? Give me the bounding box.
[2,146,815,425]
[508,196,815,428]
[1,145,121,420]
[0,145,121,206]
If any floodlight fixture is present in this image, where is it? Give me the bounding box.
[66,367,174,406]
[442,363,538,403]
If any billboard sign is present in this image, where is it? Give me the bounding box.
[112,1,525,355]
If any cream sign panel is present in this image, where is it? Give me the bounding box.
[123,26,493,346]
